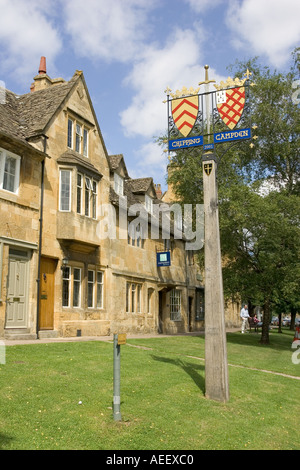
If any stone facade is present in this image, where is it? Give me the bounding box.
[0,61,209,340]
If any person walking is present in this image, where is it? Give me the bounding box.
[240,304,250,333]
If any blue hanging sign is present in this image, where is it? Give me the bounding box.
[157,251,171,267]
[214,128,251,144]
[169,135,203,150]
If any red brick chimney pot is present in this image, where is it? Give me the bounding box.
[39,56,47,75]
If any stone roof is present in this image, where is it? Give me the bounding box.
[108,154,123,170]
[0,74,79,144]
[0,90,24,140]
[109,183,140,207]
[127,177,154,194]
[108,154,130,178]
[1,72,164,213]
[18,76,78,138]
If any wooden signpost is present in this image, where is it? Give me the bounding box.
[165,66,253,402]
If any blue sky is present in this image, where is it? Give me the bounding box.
[0,0,299,191]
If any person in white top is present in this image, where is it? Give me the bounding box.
[240,304,250,333]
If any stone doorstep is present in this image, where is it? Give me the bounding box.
[38,330,59,339]
[4,329,37,341]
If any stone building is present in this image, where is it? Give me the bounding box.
[0,58,206,340]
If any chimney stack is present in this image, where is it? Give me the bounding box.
[30,56,66,92]
[155,183,162,199]
[39,56,47,75]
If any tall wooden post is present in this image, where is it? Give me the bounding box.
[202,154,229,402]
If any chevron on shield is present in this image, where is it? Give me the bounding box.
[171,95,199,137]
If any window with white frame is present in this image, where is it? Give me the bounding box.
[114,173,124,196]
[92,180,97,219]
[96,271,103,308]
[84,176,97,218]
[126,282,142,313]
[75,124,82,153]
[76,173,83,214]
[170,289,181,321]
[62,266,82,308]
[67,117,89,157]
[62,266,71,307]
[87,270,95,308]
[83,128,88,157]
[88,269,104,308]
[67,119,73,149]
[145,194,153,214]
[0,148,21,194]
[59,169,71,211]
[73,268,81,308]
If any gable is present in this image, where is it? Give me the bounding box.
[109,154,129,179]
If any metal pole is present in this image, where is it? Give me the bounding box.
[113,334,121,421]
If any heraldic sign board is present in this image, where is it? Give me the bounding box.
[165,68,256,154]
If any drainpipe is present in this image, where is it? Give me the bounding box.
[36,134,48,338]
[185,245,190,332]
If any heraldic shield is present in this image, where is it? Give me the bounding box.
[216,87,245,130]
[171,95,199,137]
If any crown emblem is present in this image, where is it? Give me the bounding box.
[164,85,200,99]
[214,69,252,91]
[214,76,247,91]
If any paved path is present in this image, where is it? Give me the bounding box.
[1,328,241,346]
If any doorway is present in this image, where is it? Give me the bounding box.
[5,248,30,329]
[39,257,56,330]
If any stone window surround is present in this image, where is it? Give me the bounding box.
[0,147,21,195]
[65,108,94,158]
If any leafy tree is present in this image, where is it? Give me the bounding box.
[220,187,300,344]
[228,52,300,194]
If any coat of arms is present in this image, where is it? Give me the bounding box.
[171,94,199,137]
[215,76,248,130]
[204,162,213,176]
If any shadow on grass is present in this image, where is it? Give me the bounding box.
[226,329,295,351]
[151,355,205,396]
[0,432,14,450]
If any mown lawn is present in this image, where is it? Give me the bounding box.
[0,329,299,450]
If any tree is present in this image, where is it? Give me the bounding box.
[220,187,300,344]
[228,52,300,195]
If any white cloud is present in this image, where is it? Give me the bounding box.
[119,25,228,185]
[63,0,157,63]
[120,25,227,139]
[226,0,300,67]
[0,0,62,84]
[120,27,206,139]
[128,141,167,182]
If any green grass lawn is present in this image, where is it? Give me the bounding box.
[0,329,299,450]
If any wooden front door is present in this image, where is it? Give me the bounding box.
[6,250,30,328]
[39,257,56,330]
